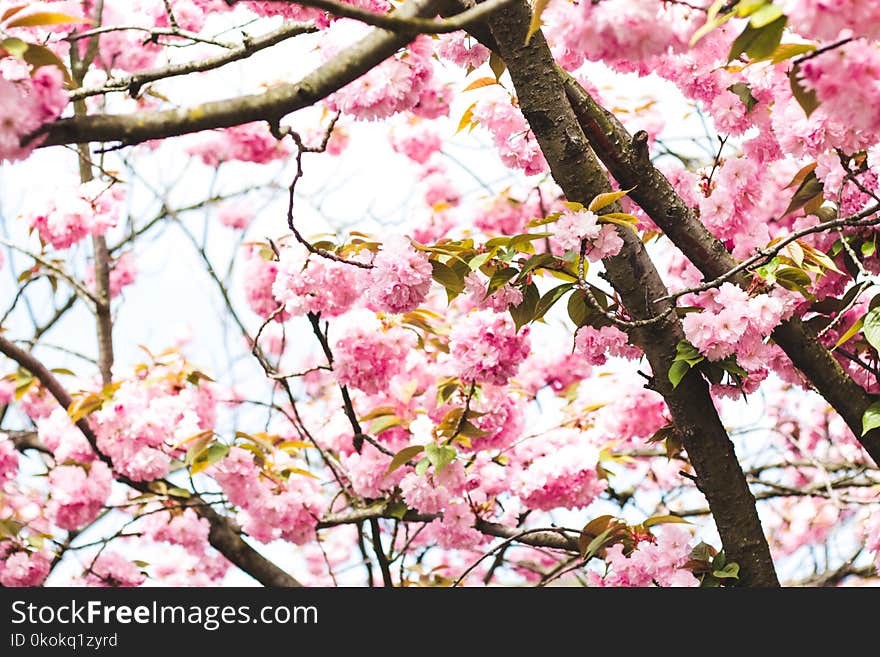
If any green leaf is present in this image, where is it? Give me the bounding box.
[414,458,430,477]
[166,487,192,499]
[690,0,733,46]
[769,42,816,64]
[783,168,824,216]
[368,414,402,436]
[588,187,635,213]
[583,525,617,561]
[525,0,551,45]
[6,11,91,28]
[424,443,456,473]
[456,420,491,439]
[774,266,812,290]
[861,239,876,257]
[386,445,425,474]
[20,43,73,84]
[675,340,704,363]
[430,259,465,299]
[567,291,593,328]
[643,515,691,528]
[468,250,495,271]
[712,562,740,580]
[534,283,574,321]
[0,518,23,538]
[861,401,880,436]
[386,501,408,520]
[748,3,783,28]
[489,51,506,81]
[190,443,229,475]
[517,252,556,279]
[862,307,880,352]
[668,360,692,388]
[509,282,540,331]
[509,232,552,252]
[735,0,769,17]
[728,15,786,62]
[486,267,518,296]
[727,82,758,113]
[0,36,27,59]
[596,212,640,229]
[789,64,820,117]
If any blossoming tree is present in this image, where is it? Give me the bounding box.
[2,0,880,588]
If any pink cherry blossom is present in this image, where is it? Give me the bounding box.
[0,549,51,587]
[333,322,414,394]
[363,235,433,314]
[48,462,112,531]
[448,310,530,385]
[85,551,146,587]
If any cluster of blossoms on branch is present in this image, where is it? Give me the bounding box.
[3,0,880,589]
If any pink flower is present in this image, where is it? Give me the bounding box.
[38,408,96,465]
[473,189,540,236]
[553,208,624,260]
[575,325,640,365]
[272,245,366,317]
[217,203,252,230]
[93,373,214,483]
[0,434,19,483]
[210,447,324,545]
[399,461,467,514]
[142,508,210,556]
[511,430,605,510]
[85,552,146,587]
[448,310,531,385]
[333,323,414,394]
[364,236,433,314]
[435,33,490,69]
[341,446,406,498]
[390,123,442,164]
[0,550,50,587]
[325,30,434,121]
[28,181,122,250]
[0,66,67,162]
[463,270,524,313]
[242,246,286,320]
[471,88,548,175]
[85,251,137,299]
[589,527,698,587]
[187,122,291,166]
[48,463,112,531]
[783,0,880,41]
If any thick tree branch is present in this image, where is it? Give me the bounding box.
[37,0,454,149]
[229,0,515,34]
[559,73,880,466]
[484,0,778,586]
[69,21,318,101]
[0,335,302,587]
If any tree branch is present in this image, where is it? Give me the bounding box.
[559,72,880,466]
[227,0,514,34]
[483,0,778,586]
[69,21,318,101]
[37,0,454,149]
[0,335,302,587]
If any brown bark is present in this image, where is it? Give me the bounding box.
[561,76,880,465]
[486,0,778,586]
[38,0,452,148]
